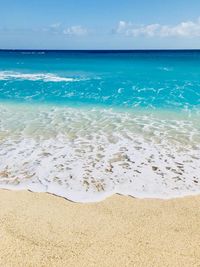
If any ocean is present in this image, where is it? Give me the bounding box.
[0,50,199,202]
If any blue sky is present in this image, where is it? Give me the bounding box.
[1,0,200,49]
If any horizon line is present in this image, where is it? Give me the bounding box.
[0,48,200,52]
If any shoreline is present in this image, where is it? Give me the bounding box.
[1,103,199,203]
[2,187,200,203]
[1,189,200,266]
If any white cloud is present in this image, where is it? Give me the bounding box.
[49,23,62,30]
[63,25,88,36]
[41,24,89,37]
[115,18,200,38]
[42,23,62,33]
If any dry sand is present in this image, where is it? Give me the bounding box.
[0,190,200,267]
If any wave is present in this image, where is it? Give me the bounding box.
[0,104,200,202]
[20,51,46,55]
[0,71,82,82]
[158,67,173,72]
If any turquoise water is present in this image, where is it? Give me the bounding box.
[0,50,200,202]
[0,50,200,110]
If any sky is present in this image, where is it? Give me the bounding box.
[0,0,200,49]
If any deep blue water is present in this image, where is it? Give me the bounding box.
[0,50,200,110]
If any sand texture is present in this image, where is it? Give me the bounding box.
[0,190,200,267]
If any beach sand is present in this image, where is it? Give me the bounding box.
[0,190,200,267]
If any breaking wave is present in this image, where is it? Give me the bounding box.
[0,71,85,82]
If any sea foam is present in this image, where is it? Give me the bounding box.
[0,103,199,202]
[0,71,81,82]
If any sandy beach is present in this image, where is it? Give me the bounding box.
[0,190,200,266]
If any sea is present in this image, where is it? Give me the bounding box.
[0,50,199,202]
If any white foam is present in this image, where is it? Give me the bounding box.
[0,103,200,202]
[158,67,173,72]
[0,71,80,82]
